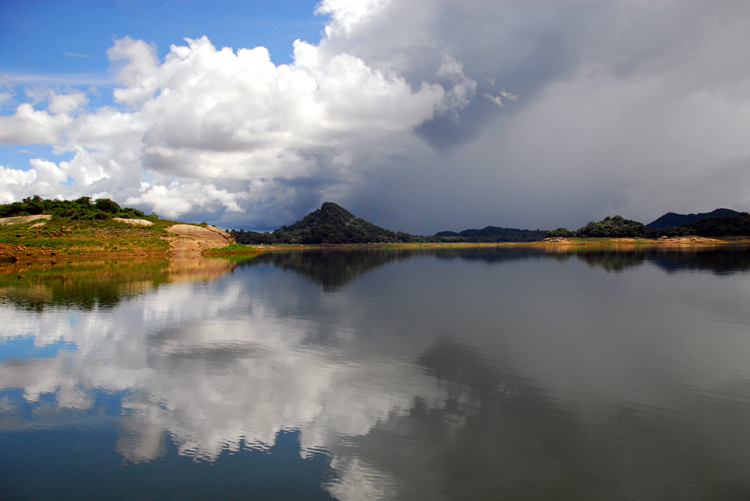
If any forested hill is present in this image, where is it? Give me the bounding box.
[574,215,647,238]
[232,203,415,244]
[434,226,547,242]
[682,212,750,237]
[646,209,740,229]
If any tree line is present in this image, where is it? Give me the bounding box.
[0,195,154,221]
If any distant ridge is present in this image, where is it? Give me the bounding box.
[646,209,740,229]
[232,203,548,244]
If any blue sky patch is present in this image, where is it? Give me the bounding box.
[0,336,78,362]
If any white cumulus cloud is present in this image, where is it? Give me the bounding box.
[0,3,477,224]
[0,104,72,145]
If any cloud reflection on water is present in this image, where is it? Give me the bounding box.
[0,266,470,498]
[1,248,750,498]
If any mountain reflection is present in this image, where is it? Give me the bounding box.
[574,250,648,272]
[649,247,750,275]
[575,247,750,274]
[240,249,427,291]
[245,247,750,293]
[2,247,749,312]
[243,247,554,291]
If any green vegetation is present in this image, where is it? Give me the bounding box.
[0,195,155,221]
[545,228,575,238]
[203,243,264,258]
[207,243,259,252]
[679,212,750,237]
[574,215,647,238]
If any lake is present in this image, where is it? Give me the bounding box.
[1,247,749,499]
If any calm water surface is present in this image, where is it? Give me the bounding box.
[1,248,750,499]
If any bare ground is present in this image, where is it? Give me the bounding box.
[0,215,52,226]
[166,224,235,257]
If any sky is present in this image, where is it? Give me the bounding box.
[1,0,749,233]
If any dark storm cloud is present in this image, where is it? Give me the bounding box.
[318,0,750,232]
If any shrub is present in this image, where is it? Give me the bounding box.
[546,228,574,238]
[95,198,122,214]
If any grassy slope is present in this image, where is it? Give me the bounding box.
[0,215,178,259]
[199,243,265,265]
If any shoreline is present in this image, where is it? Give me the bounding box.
[4,237,749,301]
[203,236,750,255]
[3,231,750,270]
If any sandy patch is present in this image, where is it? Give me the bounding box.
[0,214,52,226]
[166,224,235,256]
[113,217,154,226]
[655,236,722,245]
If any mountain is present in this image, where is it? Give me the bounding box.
[646,209,740,229]
[232,202,415,244]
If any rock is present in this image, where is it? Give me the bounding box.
[113,218,154,226]
[166,224,236,256]
[0,214,52,226]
